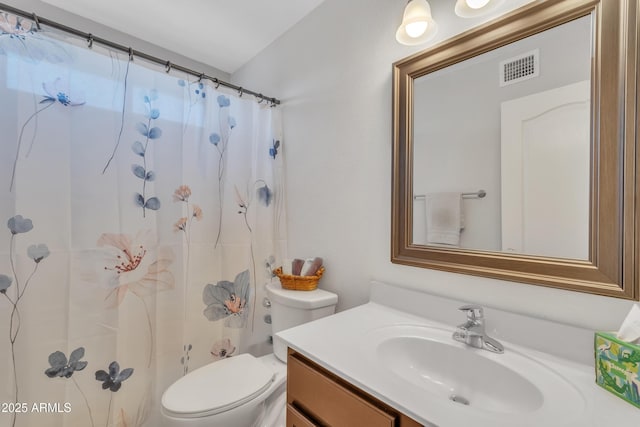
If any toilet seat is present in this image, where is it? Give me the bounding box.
[161,353,275,418]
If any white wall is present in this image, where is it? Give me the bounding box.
[232,0,636,332]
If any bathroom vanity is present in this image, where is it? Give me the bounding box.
[279,281,640,427]
[287,349,421,426]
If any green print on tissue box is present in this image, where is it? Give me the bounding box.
[595,332,640,409]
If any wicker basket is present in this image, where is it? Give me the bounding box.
[273,266,325,291]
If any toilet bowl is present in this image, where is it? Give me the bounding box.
[160,282,338,426]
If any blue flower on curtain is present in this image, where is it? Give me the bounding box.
[234,180,274,331]
[257,184,273,207]
[210,94,237,247]
[45,347,88,378]
[202,270,251,328]
[178,79,207,99]
[0,12,71,63]
[44,347,95,427]
[42,79,86,106]
[178,78,207,98]
[2,215,49,427]
[7,214,33,234]
[177,78,209,133]
[27,243,50,263]
[95,361,134,392]
[269,139,280,159]
[0,274,11,293]
[95,361,134,427]
[217,95,230,107]
[133,91,162,217]
[9,78,85,191]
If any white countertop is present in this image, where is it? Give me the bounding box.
[277,282,640,427]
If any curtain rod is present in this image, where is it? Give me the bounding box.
[0,2,280,106]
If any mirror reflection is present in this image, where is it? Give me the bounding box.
[411,15,592,260]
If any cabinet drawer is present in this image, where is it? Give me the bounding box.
[287,404,319,427]
[287,353,396,427]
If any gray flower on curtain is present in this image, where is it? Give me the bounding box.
[95,361,134,427]
[45,347,88,378]
[95,361,134,392]
[2,215,48,427]
[202,270,250,326]
[132,90,162,217]
[27,244,50,263]
[0,274,11,293]
[44,347,95,427]
[7,215,33,234]
[210,94,237,248]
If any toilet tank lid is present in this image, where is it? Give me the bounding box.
[161,353,274,418]
[266,282,338,309]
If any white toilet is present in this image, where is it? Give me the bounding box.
[160,282,338,427]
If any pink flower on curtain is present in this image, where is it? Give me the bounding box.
[97,230,174,308]
[97,230,174,369]
[210,338,236,361]
[0,12,33,36]
[0,12,71,63]
[172,185,192,202]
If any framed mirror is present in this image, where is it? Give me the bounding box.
[391,0,639,299]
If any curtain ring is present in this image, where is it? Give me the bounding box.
[31,13,41,30]
[198,73,204,82]
[212,78,220,89]
[238,87,244,97]
[165,61,172,73]
[87,33,94,48]
[128,47,133,61]
[257,94,264,104]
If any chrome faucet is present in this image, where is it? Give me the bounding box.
[452,305,504,354]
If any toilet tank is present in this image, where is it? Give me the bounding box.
[266,282,338,362]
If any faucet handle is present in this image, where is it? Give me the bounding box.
[458,304,484,321]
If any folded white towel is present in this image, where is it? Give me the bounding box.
[425,192,463,246]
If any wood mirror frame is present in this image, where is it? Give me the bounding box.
[391,0,639,299]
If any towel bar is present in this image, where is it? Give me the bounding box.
[413,190,486,200]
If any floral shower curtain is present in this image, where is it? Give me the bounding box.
[0,11,286,427]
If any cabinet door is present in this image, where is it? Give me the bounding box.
[287,352,396,427]
[286,404,319,427]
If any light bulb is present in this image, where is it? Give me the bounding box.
[465,0,490,9]
[405,21,428,38]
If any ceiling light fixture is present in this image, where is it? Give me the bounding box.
[454,0,505,18]
[395,0,438,46]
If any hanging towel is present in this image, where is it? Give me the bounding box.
[425,192,464,247]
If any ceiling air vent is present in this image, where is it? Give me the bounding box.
[499,49,539,87]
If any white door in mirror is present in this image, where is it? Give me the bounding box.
[501,80,590,260]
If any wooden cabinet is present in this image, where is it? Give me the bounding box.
[287,349,423,427]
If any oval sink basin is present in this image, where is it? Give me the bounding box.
[362,325,585,423]
[379,334,542,413]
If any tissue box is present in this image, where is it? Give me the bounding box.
[595,332,640,409]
